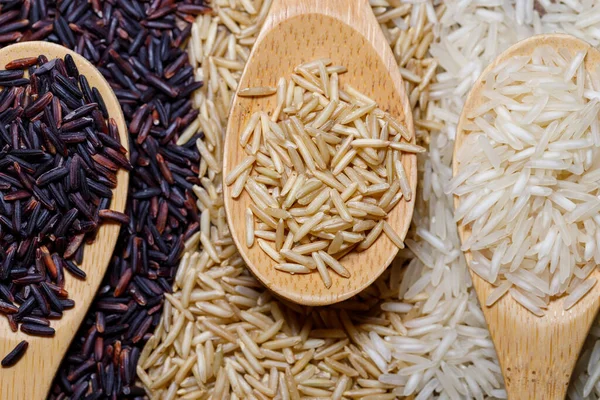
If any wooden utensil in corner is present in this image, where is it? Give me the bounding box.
[0,42,129,400]
[222,0,417,306]
[453,34,600,399]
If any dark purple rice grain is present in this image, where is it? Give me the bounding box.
[0,284,15,303]
[59,132,86,143]
[0,77,29,88]
[63,102,96,121]
[98,209,130,225]
[12,274,44,285]
[63,233,85,259]
[103,324,128,336]
[21,315,50,326]
[95,312,104,333]
[55,73,82,98]
[95,301,128,313]
[63,260,86,279]
[70,381,87,400]
[0,69,24,80]
[0,32,23,43]
[30,284,50,315]
[59,299,74,309]
[40,282,63,312]
[21,323,55,336]
[54,15,74,48]
[24,90,53,117]
[0,10,20,26]
[32,59,56,76]
[35,165,68,186]
[1,340,28,367]
[25,23,53,41]
[6,315,18,332]
[0,300,19,314]
[10,268,28,279]
[67,358,95,382]
[64,54,78,78]
[60,116,92,131]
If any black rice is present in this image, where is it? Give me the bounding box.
[1,340,28,367]
[21,322,56,336]
[0,0,205,395]
[0,54,129,366]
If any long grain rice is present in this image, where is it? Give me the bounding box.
[454,45,600,315]
[226,59,417,286]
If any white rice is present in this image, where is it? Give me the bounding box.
[454,44,600,315]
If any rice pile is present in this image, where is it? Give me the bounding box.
[138,0,600,399]
[227,61,418,285]
[454,46,600,315]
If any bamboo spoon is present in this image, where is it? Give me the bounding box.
[454,34,600,399]
[0,42,129,400]
[222,0,416,306]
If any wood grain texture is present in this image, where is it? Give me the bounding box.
[222,0,416,306]
[453,34,600,400]
[0,42,129,400]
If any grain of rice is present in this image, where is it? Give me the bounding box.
[292,241,329,254]
[358,221,386,252]
[239,87,277,97]
[258,239,284,263]
[565,278,597,310]
[275,219,285,251]
[318,251,350,278]
[280,250,317,269]
[246,208,255,247]
[312,252,332,289]
[250,205,278,229]
[254,230,276,241]
[328,232,344,254]
[275,263,312,274]
[264,207,291,220]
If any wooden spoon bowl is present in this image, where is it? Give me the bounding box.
[0,42,129,400]
[222,0,416,306]
[453,34,600,399]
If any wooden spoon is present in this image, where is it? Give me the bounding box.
[222,0,416,306]
[453,34,600,399]
[0,42,129,400]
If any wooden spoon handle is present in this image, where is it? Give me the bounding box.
[471,272,600,399]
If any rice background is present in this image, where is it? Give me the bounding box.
[138,0,600,399]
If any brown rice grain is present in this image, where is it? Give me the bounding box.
[312,253,332,289]
[246,208,255,247]
[238,86,277,97]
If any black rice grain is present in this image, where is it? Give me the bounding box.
[21,323,55,336]
[1,340,28,367]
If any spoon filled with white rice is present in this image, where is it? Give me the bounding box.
[453,34,600,399]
